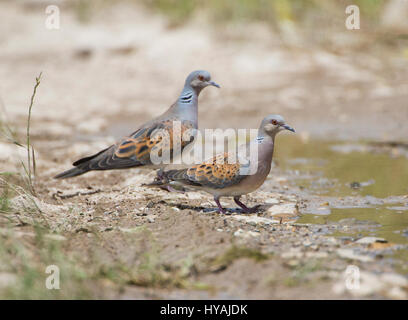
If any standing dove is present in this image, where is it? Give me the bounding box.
[54,70,219,179]
[146,115,295,213]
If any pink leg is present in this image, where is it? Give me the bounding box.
[214,196,226,214]
[160,185,184,193]
[234,196,258,213]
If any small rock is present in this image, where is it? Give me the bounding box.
[305,251,328,259]
[285,259,300,268]
[281,248,303,259]
[230,215,279,226]
[187,193,202,200]
[325,237,340,245]
[303,239,312,247]
[336,248,374,262]
[355,237,387,244]
[264,198,279,205]
[267,203,298,216]
[233,229,259,239]
[350,182,361,189]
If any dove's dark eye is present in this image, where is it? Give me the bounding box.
[271,119,278,125]
[198,75,205,81]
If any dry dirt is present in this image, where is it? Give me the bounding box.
[1,1,408,299]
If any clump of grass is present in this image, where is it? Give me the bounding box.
[0,72,42,197]
[209,246,270,272]
[282,259,325,287]
[0,72,50,230]
[98,241,194,289]
[0,183,10,213]
[21,72,41,196]
[0,227,92,299]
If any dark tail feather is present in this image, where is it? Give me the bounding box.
[72,147,110,166]
[54,146,111,179]
[54,167,89,179]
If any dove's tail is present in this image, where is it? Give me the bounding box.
[54,167,90,179]
[53,147,110,179]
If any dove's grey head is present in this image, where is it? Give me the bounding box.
[260,114,295,137]
[184,70,220,93]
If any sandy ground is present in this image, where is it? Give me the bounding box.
[1,1,408,299]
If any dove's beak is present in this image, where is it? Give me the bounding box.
[282,124,295,132]
[208,81,220,88]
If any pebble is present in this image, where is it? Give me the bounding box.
[267,203,298,216]
[233,229,260,239]
[305,251,328,259]
[281,247,303,259]
[336,248,374,262]
[230,215,279,226]
[355,237,387,244]
[325,237,340,246]
[264,198,280,205]
[302,240,312,247]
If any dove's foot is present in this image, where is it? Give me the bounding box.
[160,185,185,193]
[234,196,259,213]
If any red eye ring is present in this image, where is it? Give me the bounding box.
[271,119,278,125]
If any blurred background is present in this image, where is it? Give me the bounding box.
[1,0,408,141]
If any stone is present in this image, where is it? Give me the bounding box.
[305,251,329,259]
[336,248,374,262]
[233,229,259,239]
[355,237,387,244]
[267,203,298,216]
[230,215,280,226]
